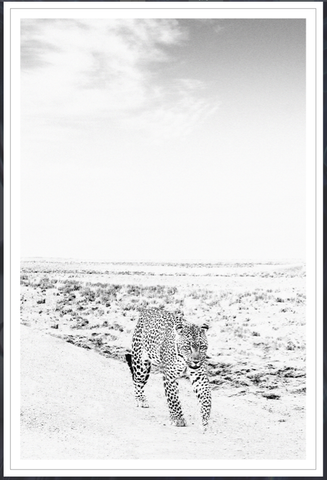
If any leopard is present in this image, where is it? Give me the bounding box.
[125,308,211,430]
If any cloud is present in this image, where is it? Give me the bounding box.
[21,38,62,70]
[122,78,220,140]
[181,19,224,35]
[21,19,219,140]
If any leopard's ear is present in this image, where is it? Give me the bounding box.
[175,310,184,333]
[174,310,184,321]
[175,323,184,334]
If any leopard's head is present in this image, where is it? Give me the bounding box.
[175,321,209,369]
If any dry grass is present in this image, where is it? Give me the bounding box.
[20,260,306,400]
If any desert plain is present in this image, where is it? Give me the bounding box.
[19,259,306,460]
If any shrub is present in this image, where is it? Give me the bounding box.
[167,287,177,296]
[35,276,57,289]
[59,279,81,294]
[20,274,30,286]
[126,285,141,296]
[80,287,95,301]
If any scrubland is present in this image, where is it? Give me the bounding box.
[20,260,306,398]
[20,259,306,460]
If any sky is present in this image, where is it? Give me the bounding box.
[20,18,306,263]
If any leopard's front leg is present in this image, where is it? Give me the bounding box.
[131,320,151,408]
[189,365,211,431]
[163,370,186,427]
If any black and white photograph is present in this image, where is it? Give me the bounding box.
[4,1,323,477]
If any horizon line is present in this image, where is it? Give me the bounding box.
[20,256,306,265]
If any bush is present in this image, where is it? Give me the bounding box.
[80,287,95,301]
[34,276,57,289]
[59,279,81,294]
[20,274,30,286]
[126,285,141,296]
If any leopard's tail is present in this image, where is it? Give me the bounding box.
[125,353,134,379]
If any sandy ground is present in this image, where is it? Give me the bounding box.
[21,324,305,460]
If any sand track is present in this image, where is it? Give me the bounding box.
[21,325,305,461]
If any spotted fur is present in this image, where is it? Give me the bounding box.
[125,308,211,430]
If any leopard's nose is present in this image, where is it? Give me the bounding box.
[190,359,201,369]
[191,354,200,364]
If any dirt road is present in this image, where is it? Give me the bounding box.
[20,325,305,461]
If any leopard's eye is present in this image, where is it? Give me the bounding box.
[182,345,192,352]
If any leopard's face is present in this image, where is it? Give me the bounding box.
[175,322,209,369]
